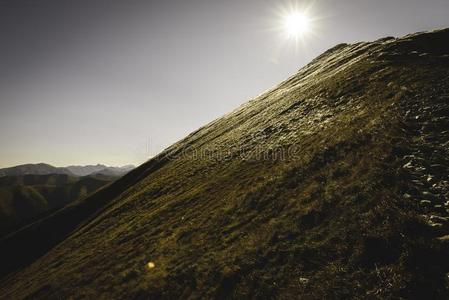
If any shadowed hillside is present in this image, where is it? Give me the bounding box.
[0,174,115,237]
[1,29,449,298]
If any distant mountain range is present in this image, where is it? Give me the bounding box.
[0,163,73,177]
[0,163,135,178]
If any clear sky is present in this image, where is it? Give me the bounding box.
[1,0,448,168]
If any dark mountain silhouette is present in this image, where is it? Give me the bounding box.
[1,29,449,298]
[0,163,135,178]
[0,163,74,177]
[0,174,115,237]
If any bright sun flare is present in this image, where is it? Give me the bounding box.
[283,12,310,38]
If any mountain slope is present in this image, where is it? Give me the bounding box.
[1,29,449,299]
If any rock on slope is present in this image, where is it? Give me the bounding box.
[1,29,449,299]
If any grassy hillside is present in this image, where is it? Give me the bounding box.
[0,174,114,237]
[1,29,449,299]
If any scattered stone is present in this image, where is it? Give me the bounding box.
[430,215,449,223]
[415,166,426,172]
[403,162,414,169]
[437,235,449,241]
[429,222,443,228]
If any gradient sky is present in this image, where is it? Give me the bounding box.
[1,0,448,168]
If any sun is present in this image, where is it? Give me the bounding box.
[271,2,321,49]
[283,12,311,38]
